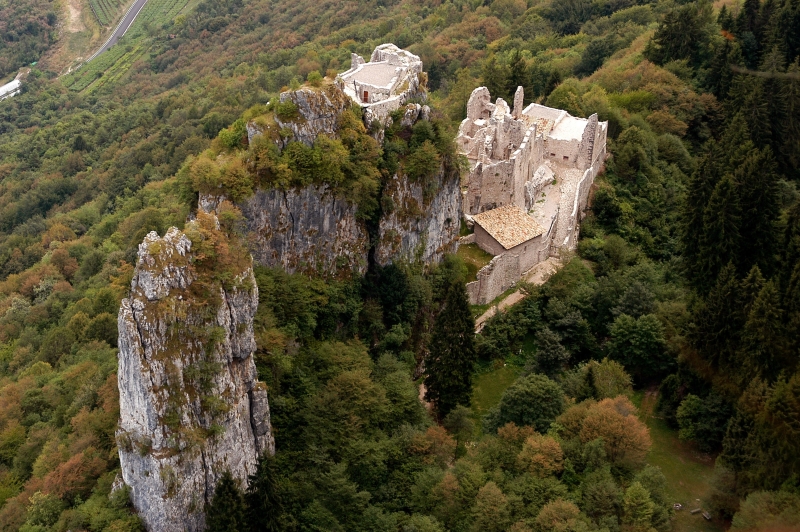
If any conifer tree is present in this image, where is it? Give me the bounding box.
[738,280,787,382]
[530,327,570,378]
[781,60,800,180]
[622,481,655,531]
[684,114,751,290]
[207,471,247,532]
[482,55,510,100]
[785,264,800,359]
[699,175,741,291]
[736,0,760,35]
[734,146,779,276]
[738,265,765,325]
[424,282,477,418]
[693,262,740,370]
[707,39,740,99]
[717,5,733,31]
[728,76,772,147]
[780,202,800,291]
[683,152,722,287]
[507,50,528,99]
[720,408,756,485]
[246,453,283,532]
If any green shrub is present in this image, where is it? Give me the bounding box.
[275,100,299,121]
[405,140,440,182]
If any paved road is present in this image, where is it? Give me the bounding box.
[87,0,149,62]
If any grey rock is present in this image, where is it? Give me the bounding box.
[239,185,370,276]
[375,164,462,266]
[274,85,351,146]
[117,224,274,532]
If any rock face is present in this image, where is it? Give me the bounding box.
[376,164,462,266]
[117,218,274,532]
[237,185,370,276]
[276,85,351,146]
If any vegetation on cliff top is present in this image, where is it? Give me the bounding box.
[0,0,797,529]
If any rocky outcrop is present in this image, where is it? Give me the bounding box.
[238,185,369,276]
[376,164,461,266]
[276,85,351,146]
[246,84,351,147]
[117,216,274,532]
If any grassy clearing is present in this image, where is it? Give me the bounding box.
[457,242,493,281]
[635,391,725,532]
[470,364,521,429]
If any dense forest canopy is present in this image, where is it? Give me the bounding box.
[0,0,798,530]
[0,0,57,81]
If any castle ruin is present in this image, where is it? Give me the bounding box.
[336,43,425,123]
[458,86,607,304]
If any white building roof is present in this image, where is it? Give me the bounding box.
[345,62,401,89]
[0,80,21,100]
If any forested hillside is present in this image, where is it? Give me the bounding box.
[0,0,798,530]
[0,0,58,80]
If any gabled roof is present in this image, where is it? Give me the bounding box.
[473,205,544,250]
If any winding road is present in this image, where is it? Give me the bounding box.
[86,0,149,62]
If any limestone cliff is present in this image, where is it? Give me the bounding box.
[237,185,370,276]
[243,80,461,274]
[117,215,274,532]
[376,164,461,266]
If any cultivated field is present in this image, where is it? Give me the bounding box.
[62,0,188,92]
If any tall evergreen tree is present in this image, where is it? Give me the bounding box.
[720,408,756,486]
[780,60,800,180]
[707,39,741,99]
[738,265,766,324]
[728,76,772,148]
[738,280,787,382]
[425,282,477,418]
[693,262,741,370]
[482,55,510,100]
[699,175,741,291]
[531,327,570,378]
[682,150,723,287]
[784,264,800,364]
[780,201,800,290]
[645,0,715,68]
[718,5,733,31]
[734,146,780,276]
[246,453,283,532]
[207,471,247,532]
[736,0,761,35]
[507,50,528,99]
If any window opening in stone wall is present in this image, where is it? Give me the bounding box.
[563,156,569,161]
[550,153,555,157]
[363,91,369,103]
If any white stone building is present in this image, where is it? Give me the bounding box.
[337,43,424,123]
[0,79,21,101]
[458,86,607,304]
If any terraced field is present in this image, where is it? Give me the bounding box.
[62,0,189,92]
[89,0,126,26]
